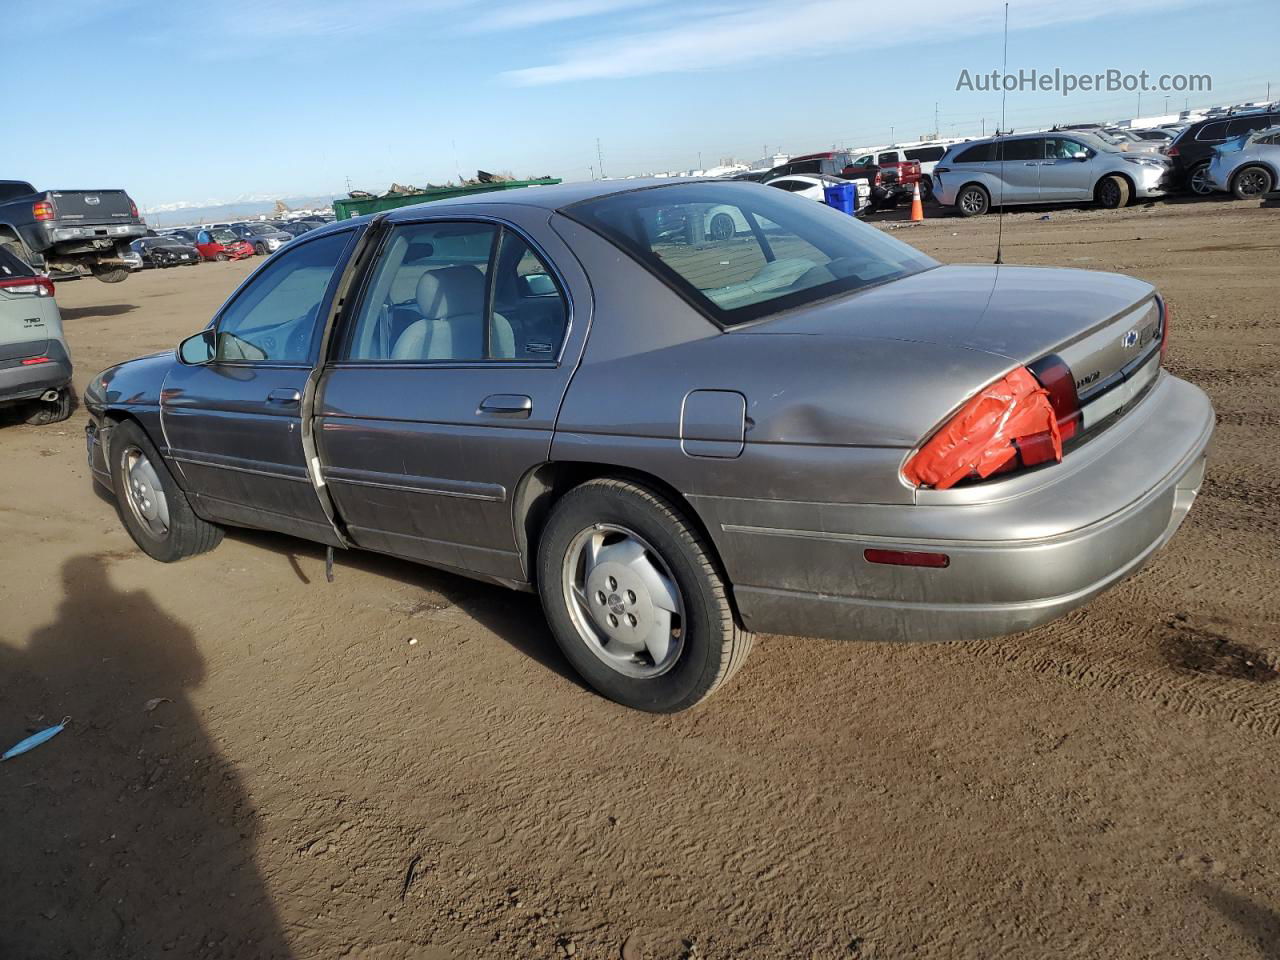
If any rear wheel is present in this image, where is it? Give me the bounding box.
[23,387,73,425]
[1231,165,1273,200]
[254,243,267,256]
[920,176,934,202]
[215,252,229,262]
[91,264,130,283]
[1095,175,1131,209]
[956,184,990,216]
[108,419,223,562]
[537,478,753,712]
[708,212,735,241]
[1187,162,1214,196]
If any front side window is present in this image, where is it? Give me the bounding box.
[343,220,569,362]
[1044,137,1088,159]
[877,152,900,164]
[214,232,350,363]
[566,183,936,326]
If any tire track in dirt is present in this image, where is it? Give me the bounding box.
[960,617,1280,738]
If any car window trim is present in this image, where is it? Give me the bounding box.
[330,214,575,367]
[207,228,359,368]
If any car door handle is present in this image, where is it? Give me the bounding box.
[267,388,301,405]
[478,394,532,418]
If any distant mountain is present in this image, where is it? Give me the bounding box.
[142,194,341,226]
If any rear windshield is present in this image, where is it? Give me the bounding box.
[565,183,936,326]
[0,244,35,278]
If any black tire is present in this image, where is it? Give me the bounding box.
[254,243,267,256]
[537,478,753,712]
[956,183,990,217]
[708,212,735,241]
[215,253,229,262]
[91,265,130,283]
[1187,161,1214,196]
[23,387,73,425]
[108,419,223,562]
[920,175,935,203]
[1231,165,1273,200]
[1095,174,1131,209]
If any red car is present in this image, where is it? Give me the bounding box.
[193,227,254,261]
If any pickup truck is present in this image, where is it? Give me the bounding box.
[762,152,922,209]
[0,180,147,283]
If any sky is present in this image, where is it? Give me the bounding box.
[2,0,1275,211]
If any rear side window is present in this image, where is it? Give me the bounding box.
[567,183,936,326]
[0,244,35,277]
[905,146,946,162]
[998,139,1042,161]
[1227,116,1274,137]
[953,143,994,163]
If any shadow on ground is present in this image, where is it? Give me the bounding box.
[226,527,582,687]
[1199,882,1280,960]
[58,303,139,322]
[0,554,291,958]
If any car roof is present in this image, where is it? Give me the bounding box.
[377,178,749,222]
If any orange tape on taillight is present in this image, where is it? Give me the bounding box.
[903,367,1062,490]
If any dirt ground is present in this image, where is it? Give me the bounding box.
[2,198,1278,960]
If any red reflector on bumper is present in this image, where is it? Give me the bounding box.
[864,548,950,568]
[20,356,52,365]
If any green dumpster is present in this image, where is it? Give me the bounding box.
[332,178,562,220]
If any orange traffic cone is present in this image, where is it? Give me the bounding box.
[910,181,924,222]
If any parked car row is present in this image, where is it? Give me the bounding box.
[126,216,334,271]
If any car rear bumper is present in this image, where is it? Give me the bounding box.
[0,340,72,405]
[698,372,1214,642]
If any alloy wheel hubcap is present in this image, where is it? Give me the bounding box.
[1239,171,1267,196]
[123,447,170,537]
[1190,167,1212,194]
[562,524,685,679]
[961,191,983,212]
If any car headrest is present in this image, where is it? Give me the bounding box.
[415,265,485,319]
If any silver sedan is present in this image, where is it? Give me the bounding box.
[84,180,1212,712]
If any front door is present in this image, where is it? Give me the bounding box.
[1039,137,1095,200]
[161,229,358,543]
[315,214,584,582]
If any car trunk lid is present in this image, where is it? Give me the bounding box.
[742,263,1165,446]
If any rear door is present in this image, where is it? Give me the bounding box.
[315,211,588,582]
[161,229,359,543]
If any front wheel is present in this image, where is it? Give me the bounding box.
[254,243,267,256]
[1231,165,1273,200]
[1095,175,1131,209]
[537,478,753,712]
[108,419,223,562]
[215,252,229,261]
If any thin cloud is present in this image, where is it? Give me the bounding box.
[502,0,1189,85]
[467,0,659,32]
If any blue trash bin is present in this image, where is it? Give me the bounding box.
[823,182,857,215]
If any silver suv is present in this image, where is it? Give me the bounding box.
[0,245,73,424]
[1207,125,1280,199]
[933,131,1172,216]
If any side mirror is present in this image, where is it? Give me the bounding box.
[518,273,557,297]
[178,329,216,365]
[1073,152,1089,161]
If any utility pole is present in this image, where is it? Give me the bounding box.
[589,164,595,181]
[1164,95,1170,115]
[982,117,985,137]
[596,139,606,180]
[697,151,702,171]
[1136,91,1141,118]
[934,101,939,138]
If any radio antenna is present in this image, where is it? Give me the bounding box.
[994,1,1009,265]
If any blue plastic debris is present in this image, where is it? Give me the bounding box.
[2,719,69,762]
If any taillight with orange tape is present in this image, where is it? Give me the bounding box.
[903,366,1067,490]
